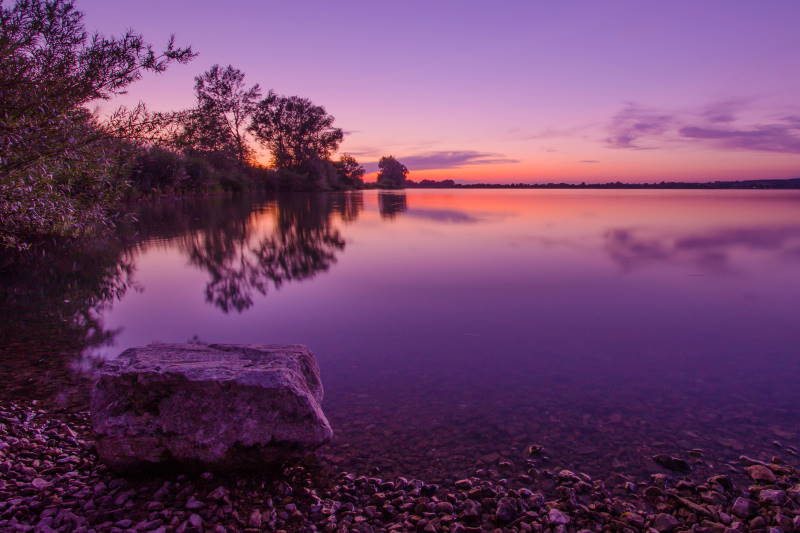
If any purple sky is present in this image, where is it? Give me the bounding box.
[80,1,800,182]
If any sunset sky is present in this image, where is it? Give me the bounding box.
[80,1,800,183]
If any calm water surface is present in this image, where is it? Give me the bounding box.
[2,189,799,482]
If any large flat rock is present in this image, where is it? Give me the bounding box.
[90,343,333,471]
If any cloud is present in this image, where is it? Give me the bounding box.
[700,99,750,124]
[364,150,519,172]
[605,104,674,149]
[344,146,382,158]
[605,100,800,154]
[521,123,598,141]
[783,115,800,128]
[678,124,800,153]
[526,126,582,140]
[579,159,599,163]
[402,150,519,170]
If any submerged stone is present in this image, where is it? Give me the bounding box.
[745,464,777,483]
[651,454,692,474]
[90,343,332,471]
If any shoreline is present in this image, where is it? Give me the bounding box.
[2,402,798,532]
[395,177,800,191]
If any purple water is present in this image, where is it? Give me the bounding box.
[3,189,800,482]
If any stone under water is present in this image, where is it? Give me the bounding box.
[90,343,332,471]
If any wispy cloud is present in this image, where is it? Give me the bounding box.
[364,150,519,173]
[700,99,750,124]
[402,150,519,170]
[345,146,382,157]
[605,100,800,154]
[579,159,599,163]
[522,123,598,141]
[679,124,800,153]
[605,103,674,149]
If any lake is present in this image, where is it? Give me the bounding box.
[2,189,799,483]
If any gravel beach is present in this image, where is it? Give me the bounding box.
[2,401,799,532]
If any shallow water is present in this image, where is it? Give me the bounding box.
[2,189,799,482]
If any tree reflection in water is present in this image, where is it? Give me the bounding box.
[0,192,364,405]
[0,238,136,406]
[378,191,408,219]
[179,192,362,312]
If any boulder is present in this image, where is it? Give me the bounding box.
[90,343,332,471]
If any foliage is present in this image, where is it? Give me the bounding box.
[128,147,187,193]
[182,154,218,191]
[249,92,344,172]
[0,0,194,248]
[334,153,365,189]
[168,65,356,193]
[376,155,408,189]
[175,65,260,165]
[0,0,369,249]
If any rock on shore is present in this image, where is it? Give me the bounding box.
[0,403,800,533]
[90,343,332,471]
[3,401,800,532]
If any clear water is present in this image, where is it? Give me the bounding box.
[3,189,799,481]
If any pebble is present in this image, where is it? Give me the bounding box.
[548,508,570,525]
[30,478,50,489]
[248,509,262,528]
[434,501,454,514]
[185,495,204,509]
[651,454,692,473]
[652,512,680,532]
[1,401,799,532]
[495,497,518,522]
[746,464,777,483]
[731,496,757,518]
[759,489,787,505]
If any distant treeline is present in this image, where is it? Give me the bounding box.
[0,0,410,250]
[403,178,800,190]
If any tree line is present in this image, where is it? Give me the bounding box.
[0,0,409,250]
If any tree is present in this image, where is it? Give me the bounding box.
[333,154,365,189]
[249,92,343,172]
[0,0,194,248]
[0,0,194,176]
[183,65,260,165]
[376,156,408,189]
[128,147,188,193]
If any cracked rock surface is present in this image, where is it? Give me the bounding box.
[90,344,332,471]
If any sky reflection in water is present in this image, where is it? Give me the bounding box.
[29,190,800,478]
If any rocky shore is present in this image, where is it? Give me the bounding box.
[2,402,800,532]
